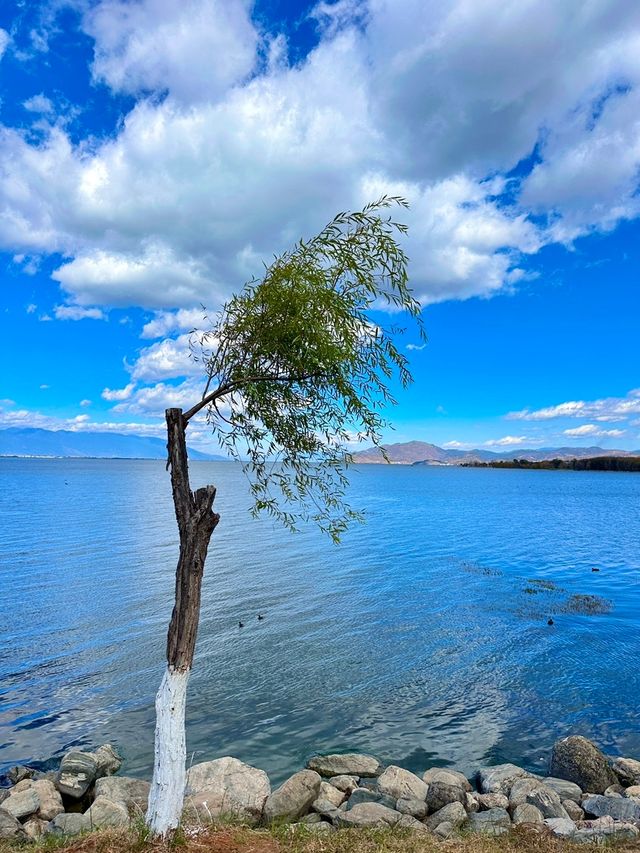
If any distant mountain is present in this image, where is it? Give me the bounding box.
[352,440,638,466]
[0,428,226,460]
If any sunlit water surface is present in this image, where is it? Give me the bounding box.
[1,459,639,783]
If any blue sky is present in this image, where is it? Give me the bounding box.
[1,0,639,452]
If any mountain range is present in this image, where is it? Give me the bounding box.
[0,428,224,460]
[352,440,639,465]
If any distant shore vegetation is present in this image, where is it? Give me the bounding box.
[462,456,640,472]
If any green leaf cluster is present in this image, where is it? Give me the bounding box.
[190,197,425,540]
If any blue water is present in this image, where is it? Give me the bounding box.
[1,459,639,784]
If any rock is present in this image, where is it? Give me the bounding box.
[426,781,465,813]
[396,797,428,820]
[604,784,625,797]
[562,799,584,822]
[508,778,544,806]
[476,792,509,811]
[468,807,511,835]
[299,812,322,824]
[512,803,544,824]
[314,781,345,808]
[582,794,640,821]
[57,751,99,799]
[395,814,430,833]
[94,776,151,813]
[376,765,428,801]
[422,767,471,792]
[263,770,321,822]
[185,757,270,824]
[0,791,7,807]
[23,817,48,839]
[426,801,467,830]
[85,796,130,828]
[335,802,400,828]
[48,812,92,835]
[12,779,34,793]
[328,775,359,794]
[624,785,640,798]
[304,821,336,833]
[611,757,640,786]
[544,817,576,838]
[549,736,617,794]
[92,745,122,777]
[0,808,27,840]
[464,793,479,813]
[345,788,396,810]
[310,798,341,821]
[7,766,33,784]
[477,763,534,795]
[3,788,40,819]
[542,776,583,803]
[434,821,454,839]
[525,787,570,819]
[307,753,381,778]
[33,780,64,821]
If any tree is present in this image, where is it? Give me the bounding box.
[145,197,425,836]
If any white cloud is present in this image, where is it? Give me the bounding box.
[80,399,92,407]
[141,307,209,339]
[111,378,203,416]
[102,383,135,401]
[406,343,426,351]
[84,0,258,104]
[54,305,106,320]
[130,334,203,382]
[0,404,166,437]
[508,389,640,422]
[484,435,531,447]
[39,384,49,390]
[563,424,625,438]
[0,29,9,59]
[442,440,465,448]
[23,94,54,114]
[26,303,37,313]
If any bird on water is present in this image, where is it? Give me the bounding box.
[238,621,245,628]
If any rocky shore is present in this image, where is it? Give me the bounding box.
[1,736,639,845]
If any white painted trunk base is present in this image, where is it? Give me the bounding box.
[147,667,190,836]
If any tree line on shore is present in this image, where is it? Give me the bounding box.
[462,456,640,472]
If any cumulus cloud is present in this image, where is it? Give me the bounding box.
[484,435,531,447]
[102,383,135,401]
[563,424,625,438]
[54,305,106,320]
[0,403,166,436]
[0,29,9,59]
[111,378,203,415]
[508,389,640,422]
[23,94,54,114]
[130,334,203,382]
[141,307,210,339]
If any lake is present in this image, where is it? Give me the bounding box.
[1,458,639,784]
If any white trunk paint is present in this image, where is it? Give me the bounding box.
[147,666,190,836]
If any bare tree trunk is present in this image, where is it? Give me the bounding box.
[147,408,220,837]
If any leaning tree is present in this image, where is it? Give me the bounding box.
[146,197,425,836]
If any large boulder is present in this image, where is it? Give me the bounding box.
[185,757,270,824]
[263,770,321,822]
[47,812,92,835]
[582,794,640,822]
[345,788,396,810]
[549,736,617,794]
[23,817,48,839]
[33,780,64,821]
[328,775,359,794]
[477,763,534,795]
[307,753,381,778]
[93,776,150,813]
[544,817,576,838]
[611,757,640,787]
[376,765,428,801]
[426,801,467,830]
[512,803,544,824]
[475,792,509,811]
[56,751,99,799]
[425,781,466,813]
[396,797,428,820]
[314,781,345,808]
[0,808,27,840]
[525,787,570,819]
[92,745,122,777]
[422,767,471,791]
[335,802,400,828]
[542,776,583,803]
[395,814,430,833]
[563,799,585,822]
[3,788,39,819]
[85,796,130,828]
[468,807,511,835]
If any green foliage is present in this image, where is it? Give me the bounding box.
[189,197,424,540]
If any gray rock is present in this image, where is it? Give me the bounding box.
[310,798,341,821]
[47,812,92,835]
[7,766,33,784]
[376,765,428,801]
[33,780,64,821]
[299,812,322,824]
[0,808,27,840]
[335,802,400,828]
[12,779,34,793]
[422,767,471,792]
[433,821,454,839]
[477,763,534,795]
[186,757,270,824]
[611,757,640,787]
[264,770,321,822]
[426,781,465,813]
[604,784,624,797]
[512,803,544,824]
[0,792,7,807]
[468,807,511,835]
[395,814,430,833]
[93,776,151,813]
[426,801,467,830]
[23,817,48,839]
[543,776,583,803]
[85,796,130,828]
[92,744,122,777]
[526,786,570,819]
[328,775,359,794]
[315,781,345,808]
[544,817,577,838]
[57,751,99,799]
[395,797,428,820]
[582,794,640,821]
[307,753,381,778]
[464,793,479,813]
[304,821,336,833]
[549,736,617,794]
[562,799,585,822]
[3,788,40,819]
[624,785,640,798]
[345,788,396,810]
[476,792,509,811]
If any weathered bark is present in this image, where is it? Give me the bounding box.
[147,408,220,836]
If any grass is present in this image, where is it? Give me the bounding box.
[2,823,640,853]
